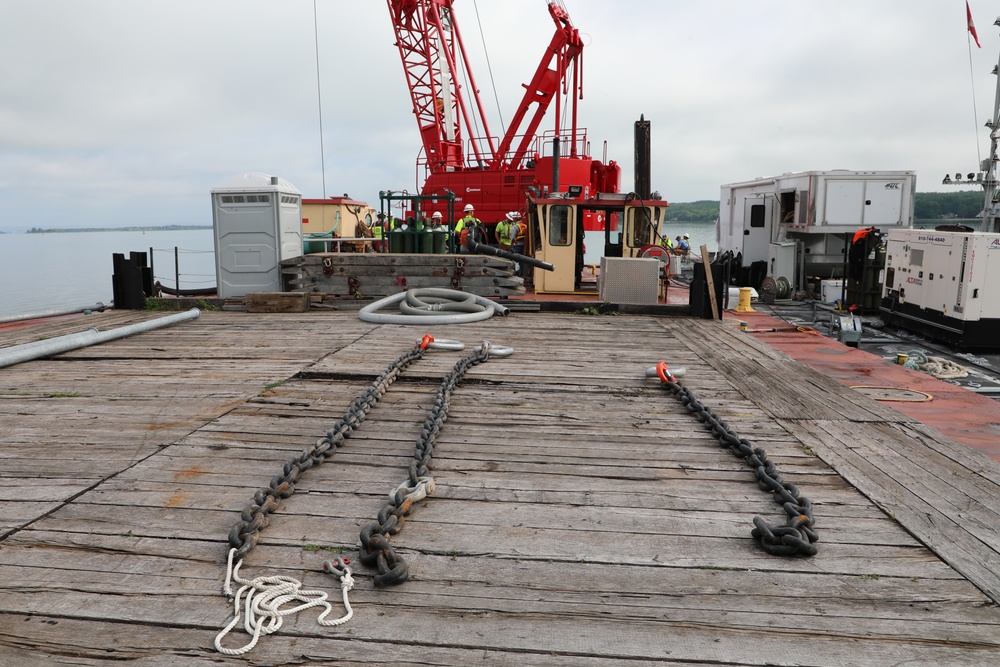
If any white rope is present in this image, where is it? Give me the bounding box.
[215,548,354,656]
[919,355,969,380]
[900,350,970,380]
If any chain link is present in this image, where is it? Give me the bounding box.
[227,336,509,587]
[226,342,429,562]
[652,362,818,556]
[359,344,492,585]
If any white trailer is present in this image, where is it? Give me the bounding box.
[718,170,916,288]
[880,228,1000,349]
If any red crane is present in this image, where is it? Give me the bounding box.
[386,0,621,227]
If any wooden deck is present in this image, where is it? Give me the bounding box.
[2,308,1000,666]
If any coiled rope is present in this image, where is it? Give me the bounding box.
[900,350,969,380]
[214,552,354,656]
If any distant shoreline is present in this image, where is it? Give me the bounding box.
[20,225,211,234]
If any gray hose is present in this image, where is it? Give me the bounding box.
[358,288,509,325]
[0,308,201,369]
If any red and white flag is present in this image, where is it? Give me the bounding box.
[968,1,982,48]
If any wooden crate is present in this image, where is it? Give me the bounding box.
[243,291,311,313]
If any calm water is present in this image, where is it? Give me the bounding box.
[583,219,718,265]
[0,229,215,319]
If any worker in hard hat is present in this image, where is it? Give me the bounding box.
[455,204,478,234]
[673,233,690,255]
[371,214,384,252]
[456,204,482,253]
[510,212,527,275]
[496,212,516,252]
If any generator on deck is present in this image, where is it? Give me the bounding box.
[880,228,1000,349]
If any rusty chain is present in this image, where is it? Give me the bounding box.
[650,362,818,556]
[359,341,513,585]
[226,338,433,562]
[226,338,513,578]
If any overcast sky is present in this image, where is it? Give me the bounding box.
[1,0,998,231]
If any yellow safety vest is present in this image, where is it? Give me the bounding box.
[512,221,526,245]
[496,220,510,246]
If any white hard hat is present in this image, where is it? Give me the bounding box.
[683,233,690,239]
[431,211,442,219]
[464,204,475,212]
[505,211,516,221]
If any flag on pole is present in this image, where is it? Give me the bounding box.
[968,1,982,48]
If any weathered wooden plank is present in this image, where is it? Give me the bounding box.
[665,318,914,424]
[282,252,525,296]
[292,263,515,278]
[2,534,987,615]
[1,539,995,666]
[243,291,311,313]
[64,481,913,550]
[788,418,1000,604]
[12,500,951,580]
[0,616,718,667]
[288,252,511,267]
[290,274,526,297]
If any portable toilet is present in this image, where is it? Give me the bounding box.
[211,173,303,298]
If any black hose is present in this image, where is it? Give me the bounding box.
[468,240,555,272]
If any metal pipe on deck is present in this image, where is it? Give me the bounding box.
[0,302,110,326]
[0,308,201,369]
[468,240,555,271]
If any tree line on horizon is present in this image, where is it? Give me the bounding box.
[664,191,987,222]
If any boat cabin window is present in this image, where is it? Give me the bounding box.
[750,204,765,228]
[549,205,572,246]
[625,206,655,248]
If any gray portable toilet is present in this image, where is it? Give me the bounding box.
[211,173,303,298]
